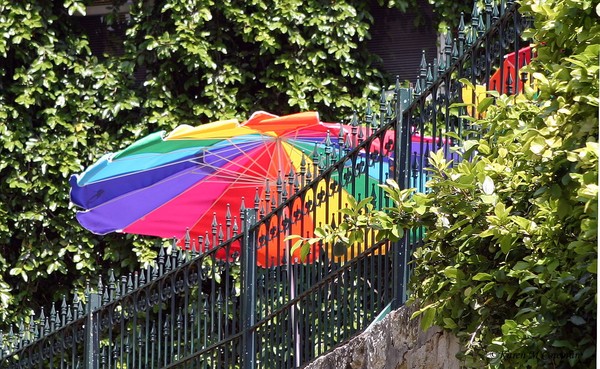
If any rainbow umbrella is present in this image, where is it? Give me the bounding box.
[70,111,394,266]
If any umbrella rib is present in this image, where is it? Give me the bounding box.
[80,155,275,213]
[81,146,214,185]
[200,135,281,183]
[84,138,271,185]
[179,136,296,235]
[172,140,282,236]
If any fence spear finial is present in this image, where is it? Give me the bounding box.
[478,13,485,36]
[452,38,459,63]
[204,231,210,251]
[419,50,427,88]
[506,66,514,95]
[520,55,529,77]
[492,1,500,22]
[350,111,358,147]
[254,187,260,212]
[365,98,373,129]
[226,203,232,237]
[127,273,134,293]
[414,76,422,97]
[182,229,189,254]
[157,248,165,277]
[311,143,320,167]
[264,179,271,209]
[471,1,479,21]
[426,63,434,88]
[49,303,57,333]
[344,132,352,153]
[212,212,218,236]
[139,267,147,285]
[60,295,67,326]
[445,27,452,58]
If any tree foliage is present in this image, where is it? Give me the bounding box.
[297,0,598,367]
[0,0,148,323]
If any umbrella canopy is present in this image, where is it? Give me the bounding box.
[70,111,393,266]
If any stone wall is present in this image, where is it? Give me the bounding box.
[304,304,461,369]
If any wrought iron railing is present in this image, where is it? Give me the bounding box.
[1,1,531,368]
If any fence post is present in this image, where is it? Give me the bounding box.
[84,290,101,369]
[392,87,413,309]
[241,209,257,369]
[396,87,413,190]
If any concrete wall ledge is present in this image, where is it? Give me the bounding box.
[304,304,461,369]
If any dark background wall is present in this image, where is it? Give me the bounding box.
[74,0,440,89]
[367,0,439,85]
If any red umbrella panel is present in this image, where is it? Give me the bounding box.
[489,45,534,94]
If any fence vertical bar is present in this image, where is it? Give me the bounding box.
[392,87,413,309]
[85,291,101,369]
[242,209,257,369]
